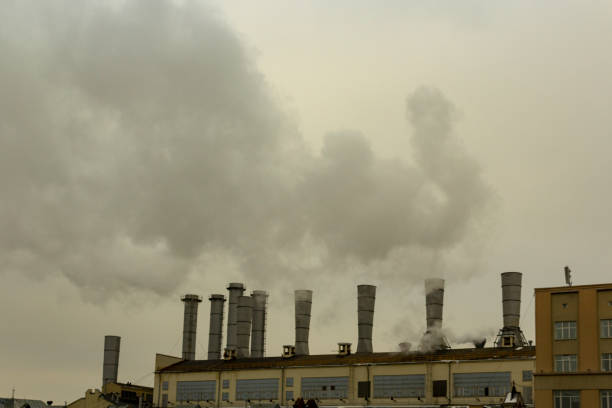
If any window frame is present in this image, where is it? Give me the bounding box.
[554,354,577,373]
[602,390,612,408]
[554,390,580,408]
[554,321,577,340]
[601,319,612,338]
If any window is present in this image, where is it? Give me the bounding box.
[555,321,577,340]
[222,380,230,389]
[373,375,425,398]
[176,381,216,401]
[433,380,447,397]
[162,381,169,391]
[236,378,278,400]
[602,354,612,371]
[286,391,294,401]
[523,386,533,404]
[522,370,533,381]
[602,320,612,338]
[554,354,577,372]
[453,372,511,397]
[161,394,168,408]
[286,377,293,387]
[357,381,371,399]
[602,390,612,408]
[222,392,229,402]
[301,377,349,399]
[554,390,579,408]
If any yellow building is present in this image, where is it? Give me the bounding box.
[153,347,535,408]
[534,282,612,407]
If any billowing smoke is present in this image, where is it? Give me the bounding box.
[0,0,491,302]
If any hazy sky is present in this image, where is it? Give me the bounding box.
[2,0,612,403]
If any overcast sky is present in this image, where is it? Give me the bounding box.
[2,0,612,403]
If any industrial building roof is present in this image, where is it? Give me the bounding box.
[158,346,535,373]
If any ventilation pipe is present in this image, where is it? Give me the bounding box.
[419,278,450,351]
[357,284,376,353]
[250,290,268,358]
[236,295,253,358]
[181,294,202,360]
[226,283,245,354]
[494,272,527,347]
[207,294,226,360]
[102,335,120,388]
[295,290,313,355]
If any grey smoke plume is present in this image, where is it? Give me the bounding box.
[0,0,491,301]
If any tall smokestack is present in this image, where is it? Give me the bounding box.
[236,295,253,358]
[226,283,245,353]
[250,290,268,358]
[357,285,376,353]
[295,289,313,356]
[207,294,226,360]
[102,335,120,387]
[495,272,527,347]
[420,278,449,351]
[181,294,202,360]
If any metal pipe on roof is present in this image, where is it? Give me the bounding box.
[295,289,313,356]
[236,295,253,358]
[501,272,522,328]
[208,294,226,360]
[181,294,202,360]
[357,284,376,353]
[226,283,245,352]
[102,335,121,387]
[250,290,268,358]
[425,278,445,330]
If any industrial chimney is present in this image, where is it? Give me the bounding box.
[102,335,120,388]
[295,290,313,356]
[181,294,202,360]
[250,290,268,358]
[419,278,450,351]
[357,285,376,353]
[225,283,245,354]
[207,294,226,360]
[236,295,253,358]
[494,272,527,348]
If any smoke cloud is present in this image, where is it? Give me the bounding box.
[0,0,491,301]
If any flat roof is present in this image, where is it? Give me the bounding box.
[535,282,612,293]
[158,346,535,373]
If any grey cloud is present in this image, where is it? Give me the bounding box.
[0,0,491,301]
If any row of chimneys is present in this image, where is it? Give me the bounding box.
[101,272,527,380]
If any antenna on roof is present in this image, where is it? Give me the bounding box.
[564,266,572,287]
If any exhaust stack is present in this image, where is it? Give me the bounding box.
[420,278,450,351]
[250,290,268,358]
[357,285,376,353]
[181,294,202,360]
[102,335,120,387]
[236,295,253,358]
[494,272,527,348]
[225,283,245,354]
[295,290,313,355]
[207,294,226,360]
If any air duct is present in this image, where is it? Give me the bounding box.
[181,294,202,360]
[357,284,376,353]
[420,278,449,351]
[236,295,253,358]
[207,294,226,360]
[295,289,313,356]
[102,335,120,387]
[250,290,268,358]
[494,272,527,348]
[226,283,245,354]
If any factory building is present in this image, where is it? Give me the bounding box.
[153,274,536,408]
[534,281,612,408]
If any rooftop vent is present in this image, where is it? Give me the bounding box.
[282,345,296,358]
[223,348,237,360]
[338,342,352,356]
[494,272,527,348]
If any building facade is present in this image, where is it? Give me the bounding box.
[154,347,535,408]
[534,283,612,407]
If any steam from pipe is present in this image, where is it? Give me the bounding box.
[425,278,444,330]
[181,294,202,360]
[295,289,313,356]
[207,294,225,360]
[357,284,376,353]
